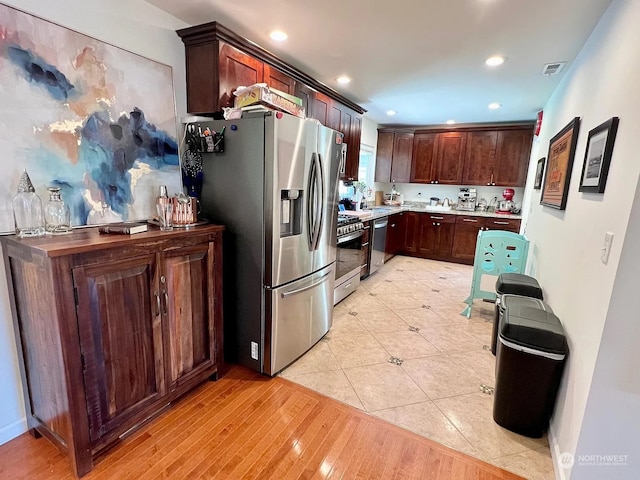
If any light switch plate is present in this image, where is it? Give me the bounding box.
[251,341,258,360]
[601,232,614,264]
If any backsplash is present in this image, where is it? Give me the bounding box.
[372,182,525,208]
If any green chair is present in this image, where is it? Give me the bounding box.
[461,230,529,318]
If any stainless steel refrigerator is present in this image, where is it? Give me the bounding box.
[199,112,343,375]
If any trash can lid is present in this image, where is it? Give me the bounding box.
[496,273,543,299]
[500,304,567,355]
[499,294,552,314]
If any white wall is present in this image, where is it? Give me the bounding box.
[0,0,188,446]
[361,115,379,148]
[520,1,640,477]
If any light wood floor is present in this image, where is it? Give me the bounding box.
[0,365,524,479]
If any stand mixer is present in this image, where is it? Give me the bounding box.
[496,188,515,214]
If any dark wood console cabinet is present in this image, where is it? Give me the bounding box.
[1,225,224,477]
[177,22,364,182]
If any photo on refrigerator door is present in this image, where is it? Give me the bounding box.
[0,3,181,233]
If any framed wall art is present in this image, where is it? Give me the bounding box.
[0,3,182,234]
[578,117,619,193]
[534,157,546,189]
[541,117,581,210]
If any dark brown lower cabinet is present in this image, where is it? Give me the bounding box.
[416,213,456,260]
[451,216,486,264]
[484,217,521,233]
[400,212,521,265]
[384,212,406,262]
[2,225,224,477]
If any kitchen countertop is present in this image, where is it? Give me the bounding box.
[339,204,522,221]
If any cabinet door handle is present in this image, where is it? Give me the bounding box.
[391,224,396,228]
[163,292,169,315]
[361,242,370,247]
[463,219,478,223]
[431,216,444,220]
[493,221,510,225]
[154,292,161,317]
[435,180,439,184]
[490,174,494,185]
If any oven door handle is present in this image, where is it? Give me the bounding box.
[337,230,364,245]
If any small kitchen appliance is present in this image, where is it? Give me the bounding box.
[497,188,516,214]
[457,188,477,211]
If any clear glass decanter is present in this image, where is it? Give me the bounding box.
[44,187,71,234]
[12,169,45,238]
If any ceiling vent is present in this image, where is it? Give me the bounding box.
[542,62,567,76]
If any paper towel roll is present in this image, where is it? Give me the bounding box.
[375,191,384,206]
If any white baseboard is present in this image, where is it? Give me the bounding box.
[0,417,28,446]
[549,428,567,480]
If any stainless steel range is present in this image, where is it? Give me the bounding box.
[334,214,364,305]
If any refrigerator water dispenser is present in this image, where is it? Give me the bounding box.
[280,189,302,237]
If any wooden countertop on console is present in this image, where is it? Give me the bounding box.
[0,224,225,257]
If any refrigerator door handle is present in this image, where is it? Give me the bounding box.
[313,153,325,251]
[280,270,333,298]
[306,153,316,250]
[307,152,324,251]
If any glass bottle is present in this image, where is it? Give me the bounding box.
[156,185,173,231]
[12,169,45,238]
[44,187,72,234]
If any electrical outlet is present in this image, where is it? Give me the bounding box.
[251,341,258,360]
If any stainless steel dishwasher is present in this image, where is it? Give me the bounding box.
[370,217,388,275]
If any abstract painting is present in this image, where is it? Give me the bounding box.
[0,3,182,234]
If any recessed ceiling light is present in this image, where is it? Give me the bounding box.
[485,55,506,67]
[488,102,502,110]
[269,30,288,41]
[386,110,397,116]
[446,119,456,125]
[336,75,351,85]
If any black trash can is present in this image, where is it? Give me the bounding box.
[492,273,544,355]
[492,294,551,355]
[493,304,567,438]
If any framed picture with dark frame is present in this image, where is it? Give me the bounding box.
[578,117,619,193]
[541,117,581,210]
[534,158,545,189]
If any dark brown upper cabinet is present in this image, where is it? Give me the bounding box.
[375,131,414,183]
[410,132,466,184]
[218,43,264,109]
[177,22,365,183]
[493,129,534,187]
[462,131,498,186]
[263,64,297,96]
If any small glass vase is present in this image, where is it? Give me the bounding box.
[44,187,72,234]
[12,169,45,238]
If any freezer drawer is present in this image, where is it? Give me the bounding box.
[264,263,335,375]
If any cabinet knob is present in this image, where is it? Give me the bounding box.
[430,181,434,184]
[435,180,439,184]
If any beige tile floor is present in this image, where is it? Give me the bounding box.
[280,255,555,480]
